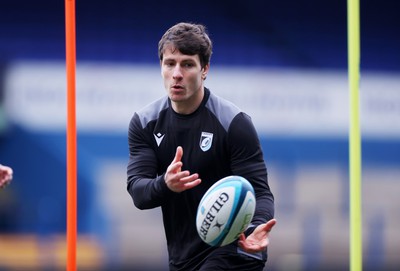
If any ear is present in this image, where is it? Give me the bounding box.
[202,64,210,80]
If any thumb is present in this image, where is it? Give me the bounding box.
[172,146,183,164]
[265,218,277,232]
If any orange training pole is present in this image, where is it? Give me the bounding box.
[65,0,77,270]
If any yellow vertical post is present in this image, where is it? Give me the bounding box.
[347,0,362,270]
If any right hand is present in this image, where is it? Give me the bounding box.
[164,146,201,193]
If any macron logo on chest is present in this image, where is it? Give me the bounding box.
[154,133,165,146]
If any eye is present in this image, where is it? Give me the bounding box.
[164,60,175,67]
[183,62,195,68]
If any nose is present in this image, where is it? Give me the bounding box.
[172,65,183,79]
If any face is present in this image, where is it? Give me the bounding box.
[161,47,209,114]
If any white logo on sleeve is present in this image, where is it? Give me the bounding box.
[200,132,213,152]
[154,133,165,146]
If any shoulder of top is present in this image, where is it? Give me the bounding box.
[135,96,169,128]
[206,92,243,131]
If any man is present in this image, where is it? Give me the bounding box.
[127,22,276,271]
[0,164,13,188]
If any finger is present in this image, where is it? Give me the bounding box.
[256,219,277,234]
[265,218,277,232]
[179,173,199,183]
[180,173,201,187]
[6,167,13,175]
[174,170,191,181]
[172,146,183,164]
[170,176,201,192]
[166,170,194,184]
[182,178,202,190]
[168,161,183,174]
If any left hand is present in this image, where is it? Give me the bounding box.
[0,164,13,188]
[238,218,277,253]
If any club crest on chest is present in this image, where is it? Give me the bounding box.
[200,132,213,152]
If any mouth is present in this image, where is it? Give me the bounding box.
[170,84,185,95]
[171,84,184,90]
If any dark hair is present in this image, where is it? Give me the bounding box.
[158,22,213,68]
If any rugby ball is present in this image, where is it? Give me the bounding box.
[196,175,256,247]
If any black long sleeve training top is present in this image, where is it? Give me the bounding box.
[127,87,274,270]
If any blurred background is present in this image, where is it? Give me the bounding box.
[0,0,399,270]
